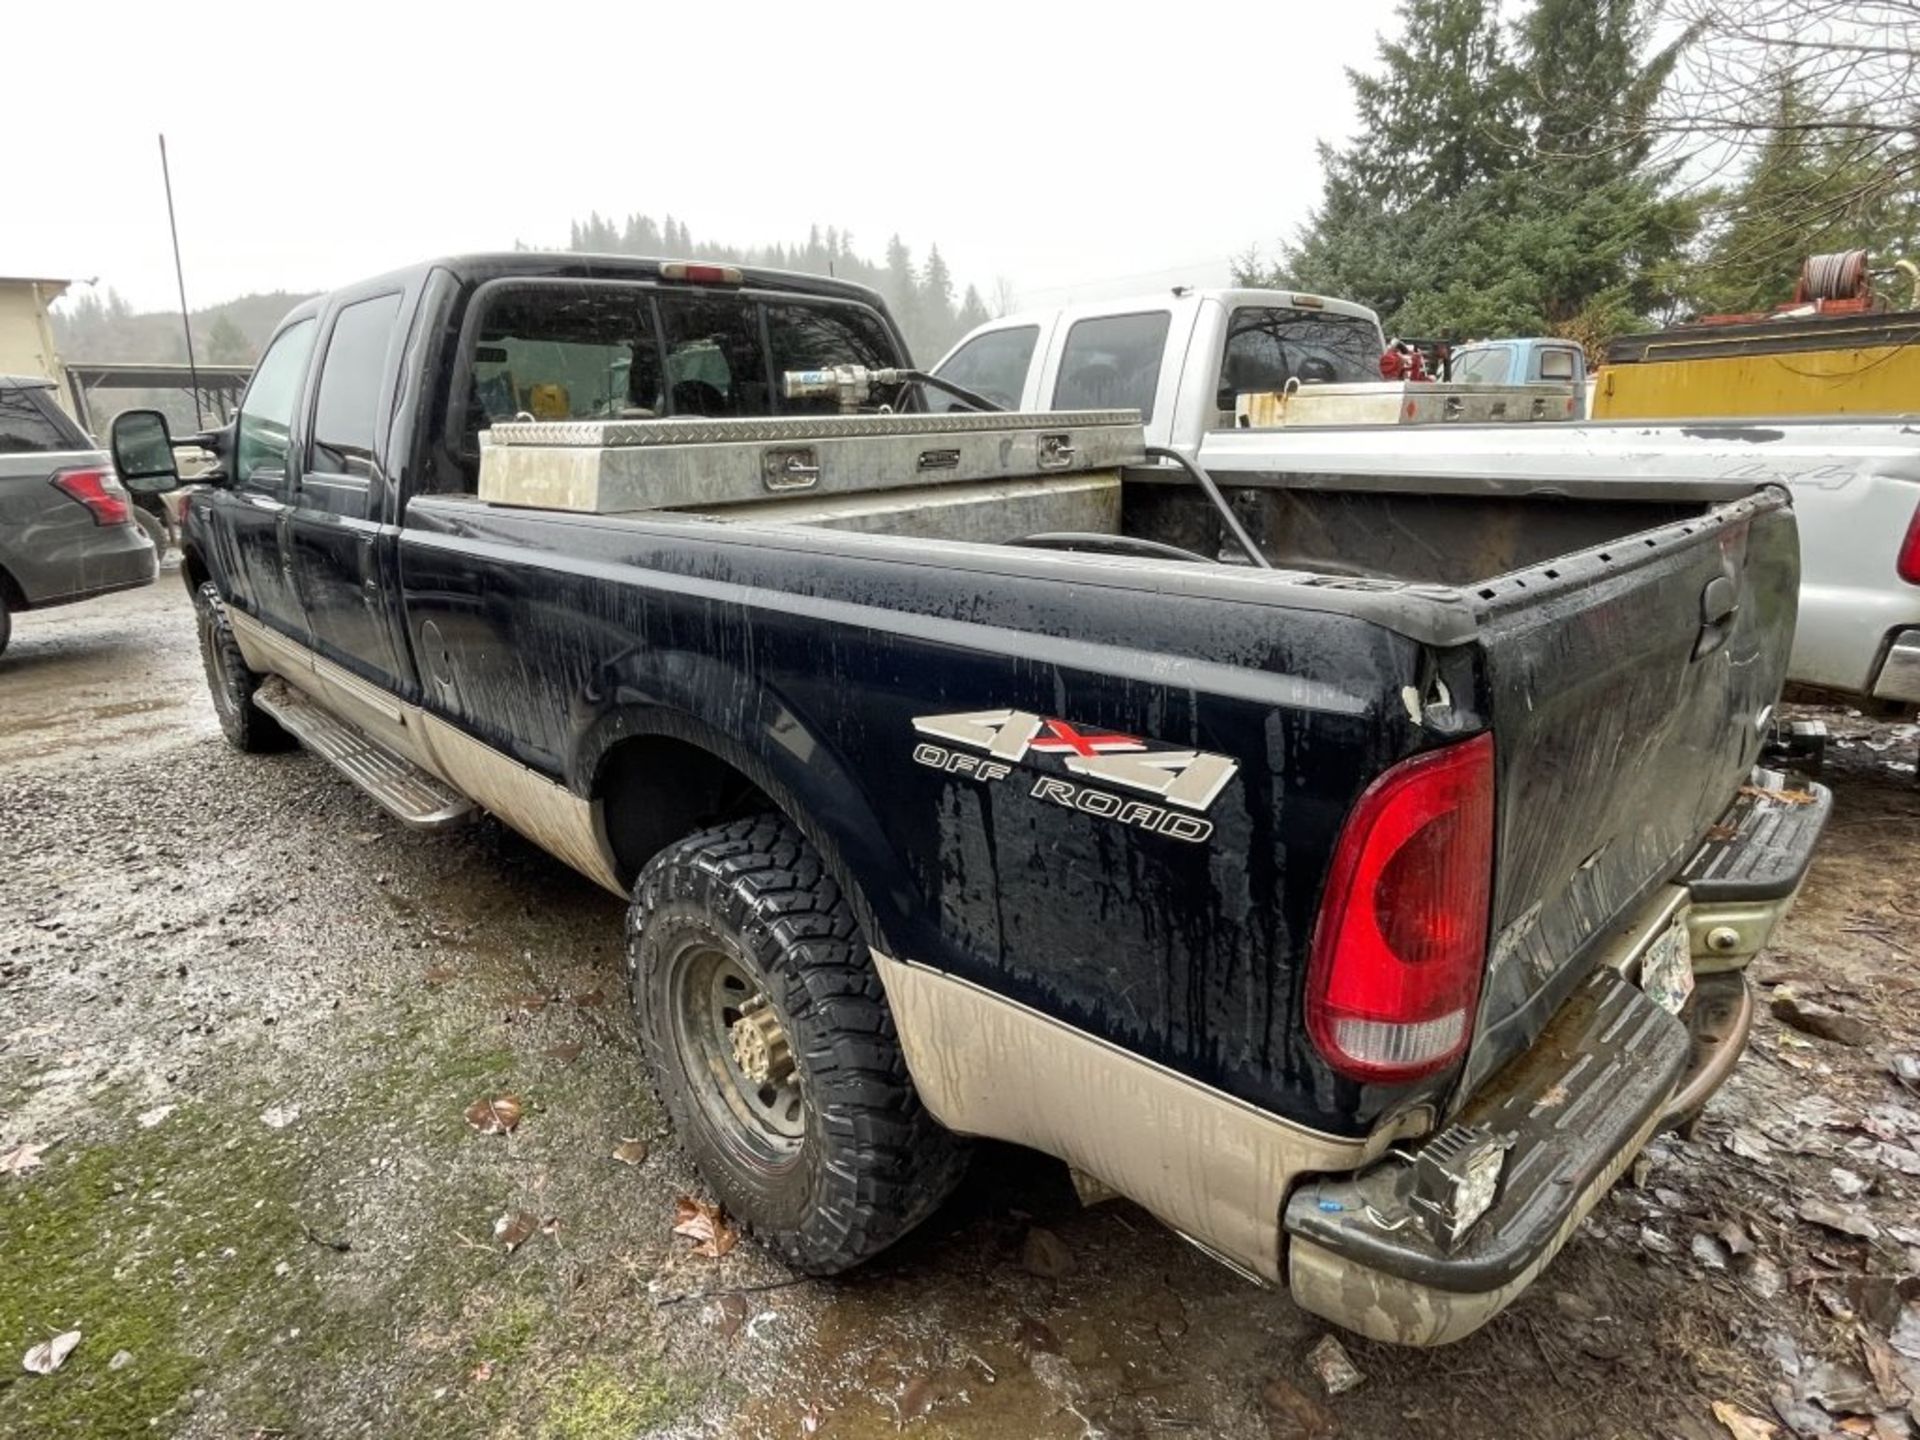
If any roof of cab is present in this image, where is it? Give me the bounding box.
[318,252,888,309]
[987,287,1383,333]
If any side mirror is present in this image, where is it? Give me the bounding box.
[110,410,181,495]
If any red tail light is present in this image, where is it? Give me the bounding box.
[1898,502,1920,585]
[50,468,130,527]
[1307,734,1495,1083]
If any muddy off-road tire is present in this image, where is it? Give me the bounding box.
[194,581,292,753]
[626,814,968,1273]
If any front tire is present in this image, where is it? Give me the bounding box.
[627,815,967,1273]
[194,582,291,753]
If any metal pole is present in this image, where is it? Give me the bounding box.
[159,134,203,428]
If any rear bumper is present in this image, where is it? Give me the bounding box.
[1872,628,1920,705]
[19,525,158,607]
[1281,773,1827,1346]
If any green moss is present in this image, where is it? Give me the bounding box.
[536,1359,682,1440]
[0,1104,308,1439]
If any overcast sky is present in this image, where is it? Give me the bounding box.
[11,0,1403,317]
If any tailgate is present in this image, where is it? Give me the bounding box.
[1458,486,1798,1095]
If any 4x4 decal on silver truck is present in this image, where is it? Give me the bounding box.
[910,709,1239,843]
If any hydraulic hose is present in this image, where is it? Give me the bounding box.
[1143,445,1270,569]
[900,369,1003,413]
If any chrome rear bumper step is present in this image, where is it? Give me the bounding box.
[253,677,475,830]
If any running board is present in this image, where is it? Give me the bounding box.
[253,676,475,829]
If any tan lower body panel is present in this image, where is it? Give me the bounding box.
[1286,1101,1666,1346]
[872,954,1372,1282]
[225,607,623,896]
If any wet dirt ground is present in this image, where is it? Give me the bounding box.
[3,577,1919,1440]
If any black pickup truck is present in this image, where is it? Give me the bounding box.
[111,253,1828,1345]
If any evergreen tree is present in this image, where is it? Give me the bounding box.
[956,284,991,333]
[1250,0,1697,346]
[1693,75,1920,316]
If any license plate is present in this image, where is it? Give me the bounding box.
[1642,915,1695,1015]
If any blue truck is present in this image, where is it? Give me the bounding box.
[108,252,1823,1345]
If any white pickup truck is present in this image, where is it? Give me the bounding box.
[934,291,1920,715]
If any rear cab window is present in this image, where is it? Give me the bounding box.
[0,385,89,455]
[929,325,1039,413]
[1451,346,1512,385]
[1217,307,1382,413]
[452,281,908,487]
[1537,347,1578,382]
[1052,312,1171,421]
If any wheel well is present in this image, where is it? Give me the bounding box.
[596,736,773,886]
[180,546,210,594]
[0,562,25,612]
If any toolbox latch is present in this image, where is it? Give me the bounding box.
[763,447,821,492]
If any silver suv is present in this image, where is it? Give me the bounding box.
[0,375,157,656]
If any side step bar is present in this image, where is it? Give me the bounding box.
[253,677,475,829]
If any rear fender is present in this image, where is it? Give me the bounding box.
[572,651,906,945]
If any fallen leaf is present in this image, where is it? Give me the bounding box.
[108,1350,132,1371]
[1262,1376,1338,1438]
[611,1138,649,1166]
[1739,784,1818,806]
[710,1293,748,1340]
[1012,1316,1061,1356]
[672,1196,738,1258]
[1727,1128,1774,1162]
[470,1360,495,1382]
[0,1142,49,1177]
[1712,1399,1781,1440]
[1719,1219,1754,1258]
[801,1401,824,1434]
[1860,1329,1910,1405]
[542,1042,584,1064]
[1692,1233,1730,1271]
[1705,822,1740,841]
[1021,1226,1077,1280]
[1799,1199,1879,1241]
[1771,991,1872,1047]
[897,1374,937,1420]
[493,1211,537,1253]
[22,1330,81,1375]
[464,1095,524,1136]
[1890,1054,1920,1093]
[1306,1333,1364,1396]
[569,989,606,1008]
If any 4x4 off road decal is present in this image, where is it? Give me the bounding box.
[910,709,1238,843]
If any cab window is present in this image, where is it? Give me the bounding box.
[766,303,899,415]
[1217,306,1381,411]
[468,285,664,430]
[310,293,402,479]
[930,325,1037,413]
[1053,312,1170,421]
[1537,347,1577,382]
[236,318,319,489]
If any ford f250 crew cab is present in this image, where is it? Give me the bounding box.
[111,253,1827,1345]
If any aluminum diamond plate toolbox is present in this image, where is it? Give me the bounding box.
[477,409,1145,514]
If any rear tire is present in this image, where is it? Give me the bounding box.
[626,814,967,1273]
[194,582,292,753]
[0,593,10,658]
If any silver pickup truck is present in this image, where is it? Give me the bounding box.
[936,294,1920,714]
[0,374,157,655]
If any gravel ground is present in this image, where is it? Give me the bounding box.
[2,577,1918,1440]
